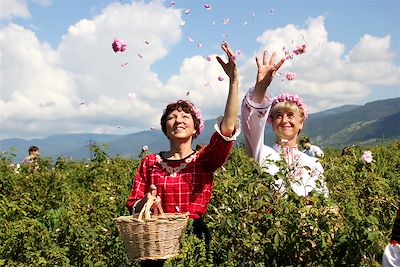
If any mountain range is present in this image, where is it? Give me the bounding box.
[1,97,399,163]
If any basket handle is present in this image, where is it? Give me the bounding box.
[138,190,165,221]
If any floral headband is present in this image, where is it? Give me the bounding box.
[163,100,205,138]
[267,93,309,123]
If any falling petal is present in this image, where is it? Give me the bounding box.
[277,72,285,81]
[169,1,175,8]
[121,62,128,67]
[150,127,156,131]
[270,9,275,15]
[211,21,216,27]
[243,21,248,26]
[222,32,229,37]
[187,37,194,42]
[184,9,190,14]
[137,53,143,58]
[285,72,296,81]
[142,145,148,151]
[180,21,186,26]
[204,82,210,86]
[186,91,190,96]
[144,40,149,45]
[80,101,86,105]
[283,46,293,60]
[218,76,224,81]
[116,125,123,129]
[128,92,136,100]
[223,18,230,25]
[204,3,211,10]
[204,56,211,61]
[292,44,307,55]
[252,12,256,19]
[236,50,242,56]
[197,43,203,48]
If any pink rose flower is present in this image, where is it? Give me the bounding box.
[112,38,127,53]
[361,151,373,164]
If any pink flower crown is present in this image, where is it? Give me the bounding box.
[190,103,205,138]
[267,93,309,123]
[165,100,205,138]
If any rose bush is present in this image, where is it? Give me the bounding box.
[0,141,398,266]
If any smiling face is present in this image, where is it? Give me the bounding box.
[270,101,305,144]
[161,100,201,141]
[165,109,196,141]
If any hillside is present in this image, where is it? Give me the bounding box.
[1,97,399,163]
[305,98,400,146]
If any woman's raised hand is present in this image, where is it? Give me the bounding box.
[216,42,237,81]
[216,42,238,138]
[253,50,285,102]
[256,50,286,89]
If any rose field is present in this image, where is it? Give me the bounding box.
[1,141,399,266]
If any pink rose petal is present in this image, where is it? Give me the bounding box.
[223,18,230,25]
[285,72,296,81]
[128,92,136,100]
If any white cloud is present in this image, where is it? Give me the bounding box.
[239,16,399,114]
[0,3,399,140]
[0,0,31,20]
[0,24,79,121]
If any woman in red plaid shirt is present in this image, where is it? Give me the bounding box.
[126,42,240,265]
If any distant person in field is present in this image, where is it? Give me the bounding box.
[382,208,400,267]
[299,136,324,159]
[126,43,240,267]
[22,145,40,170]
[240,49,329,198]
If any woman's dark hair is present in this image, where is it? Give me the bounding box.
[160,100,201,139]
[299,136,310,145]
[28,146,39,153]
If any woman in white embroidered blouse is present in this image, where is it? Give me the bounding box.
[240,50,329,197]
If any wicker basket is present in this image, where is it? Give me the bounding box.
[115,196,189,261]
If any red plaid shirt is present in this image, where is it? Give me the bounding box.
[126,131,235,219]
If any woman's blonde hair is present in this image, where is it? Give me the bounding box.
[267,93,308,124]
[269,101,306,122]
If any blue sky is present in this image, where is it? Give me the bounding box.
[1,0,399,140]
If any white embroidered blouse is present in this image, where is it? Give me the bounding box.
[241,87,329,197]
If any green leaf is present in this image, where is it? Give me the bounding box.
[274,233,280,247]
